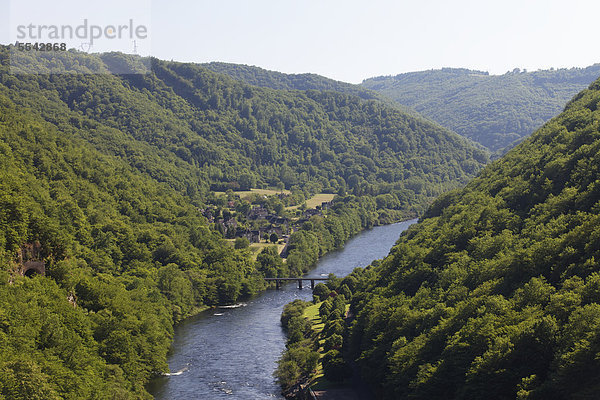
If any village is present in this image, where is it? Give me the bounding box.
[200,190,335,258]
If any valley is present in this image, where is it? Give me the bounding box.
[0,46,484,398]
[1,25,600,400]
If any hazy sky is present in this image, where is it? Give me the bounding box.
[2,0,599,83]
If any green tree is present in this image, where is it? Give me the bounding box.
[234,237,250,249]
[313,283,330,303]
[274,360,301,390]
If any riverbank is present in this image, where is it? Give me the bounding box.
[262,210,415,290]
[149,220,417,399]
[278,295,374,400]
[275,217,423,399]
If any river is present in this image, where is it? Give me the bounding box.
[147,219,417,399]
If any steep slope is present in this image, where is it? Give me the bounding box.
[362,66,600,151]
[2,48,487,215]
[200,62,425,118]
[347,77,600,399]
[0,85,257,398]
[0,48,488,398]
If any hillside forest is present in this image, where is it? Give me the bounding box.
[0,47,486,398]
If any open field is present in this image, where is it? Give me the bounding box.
[303,302,330,389]
[286,193,336,210]
[303,302,325,334]
[225,239,286,260]
[249,241,286,258]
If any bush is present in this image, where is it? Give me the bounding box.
[274,360,301,389]
[324,319,345,337]
[234,237,250,249]
[281,299,309,328]
[326,273,341,291]
[324,333,343,351]
[326,308,343,323]
[338,284,352,299]
[287,346,319,374]
[319,300,333,319]
[286,316,310,344]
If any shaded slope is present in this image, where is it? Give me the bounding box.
[348,76,600,399]
[0,85,256,398]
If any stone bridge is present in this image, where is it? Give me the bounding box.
[264,277,328,290]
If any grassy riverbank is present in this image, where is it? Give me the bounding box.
[275,272,362,398]
[302,302,355,392]
[279,299,374,400]
[306,305,336,387]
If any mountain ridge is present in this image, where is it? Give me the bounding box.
[362,65,600,151]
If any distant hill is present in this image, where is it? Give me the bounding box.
[202,61,381,99]
[200,61,426,118]
[362,66,600,151]
[347,76,600,399]
[3,49,486,213]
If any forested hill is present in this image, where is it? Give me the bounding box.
[201,61,382,100]
[0,70,254,398]
[347,76,600,399]
[362,65,600,152]
[0,47,487,398]
[2,48,487,212]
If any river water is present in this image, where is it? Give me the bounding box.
[148,219,417,400]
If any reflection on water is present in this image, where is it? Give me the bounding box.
[148,219,416,399]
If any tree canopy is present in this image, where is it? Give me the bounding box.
[346,76,600,399]
[0,46,488,398]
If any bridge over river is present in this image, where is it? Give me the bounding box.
[149,219,417,400]
[264,277,328,290]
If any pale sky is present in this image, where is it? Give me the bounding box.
[2,0,599,83]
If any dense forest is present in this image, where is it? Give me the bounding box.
[0,71,263,399]
[362,66,600,152]
[341,76,600,399]
[4,48,486,207]
[202,62,384,101]
[0,47,487,398]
